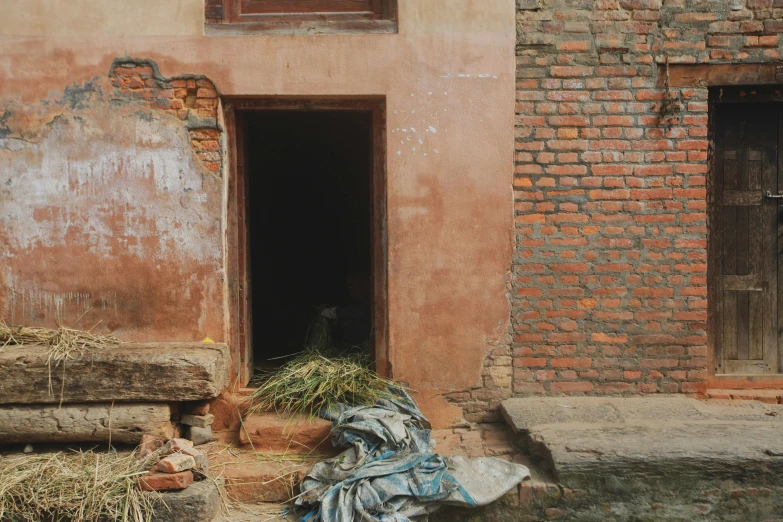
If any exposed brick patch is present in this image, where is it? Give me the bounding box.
[432,422,517,458]
[110,59,222,174]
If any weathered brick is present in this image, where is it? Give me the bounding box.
[139,471,194,492]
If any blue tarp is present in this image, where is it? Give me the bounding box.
[295,389,529,522]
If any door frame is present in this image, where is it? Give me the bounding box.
[708,85,783,385]
[223,97,389,387]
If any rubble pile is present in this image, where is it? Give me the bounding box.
[138,402,216,493]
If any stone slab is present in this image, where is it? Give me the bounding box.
[150,480,220,522]
[206,445,314,503]
[0,403,172,444]
[501,396,783,433]
[0,342,231,404]
[502,397,783,488]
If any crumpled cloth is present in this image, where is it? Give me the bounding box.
[295,389,529,522]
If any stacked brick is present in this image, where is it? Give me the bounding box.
[110,62,222,174]
[506,0,783,397]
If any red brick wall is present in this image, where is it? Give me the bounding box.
[510,0,783,396]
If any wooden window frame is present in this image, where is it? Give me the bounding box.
[223,97,389,387]
[206,0,397,35]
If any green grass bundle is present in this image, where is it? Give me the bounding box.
[0,450,157,522]
[248,351,396,417]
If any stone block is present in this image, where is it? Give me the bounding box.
[150,480,220,522]
[181,414,214,428]
[187,425,213,446]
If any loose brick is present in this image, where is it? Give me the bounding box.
[139,471,194,492]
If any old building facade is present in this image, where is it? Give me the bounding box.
[1,0,783,428]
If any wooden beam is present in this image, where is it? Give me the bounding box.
[0,343,231,404]
[0,403,173,444]
[660,63,781,88]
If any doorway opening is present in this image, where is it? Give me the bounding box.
[708,88,782,377]
[227,100,387,383]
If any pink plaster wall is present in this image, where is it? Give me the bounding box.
[0,0,516,427]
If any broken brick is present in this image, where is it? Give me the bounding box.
[156,454,196,473]
[137,434,164,458]
[139,470,194,492]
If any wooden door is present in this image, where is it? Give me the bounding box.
[713,105,780,374]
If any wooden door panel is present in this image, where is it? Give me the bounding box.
[715,106,779,374]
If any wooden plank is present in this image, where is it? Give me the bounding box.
[722,274,764,291]
[661,63,779,88]
[224,103,244,388]
[723,291,739,360]
[724,119,739,190]
[723,207,737,275]
[722,191,762,206]
[738,119,748,190]
[710,99,724,374]
[724,359,768,374]
[737,291,750,360]
[0,403,173,444]
[240,0,376,15]
[0,343,231,404]
[748,152,765,361]
[736,206,749,275]
[749,291,764,360]
[235,110,253,386]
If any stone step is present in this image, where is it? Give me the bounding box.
[237,412,335,455]
[0,342,231,404]
[502,396,783,485]
[205,444,317,504]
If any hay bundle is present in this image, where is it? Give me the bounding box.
[248,351,396,417]
[0,322,120,402]
[0,450,157,522]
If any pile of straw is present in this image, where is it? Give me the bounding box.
[0,322,120,402]
[248,351,396,417]
[0,322,120,359]
[0,450,157,522]
[248,314,397,417]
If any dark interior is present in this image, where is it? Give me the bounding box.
[243,110,373,366]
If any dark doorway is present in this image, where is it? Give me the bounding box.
[241,110,374,367]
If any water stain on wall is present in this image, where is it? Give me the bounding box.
[0,60,224,341]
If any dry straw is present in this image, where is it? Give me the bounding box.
[248,316,397,417]
[0,450,158,522]
[0,322,119,404]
